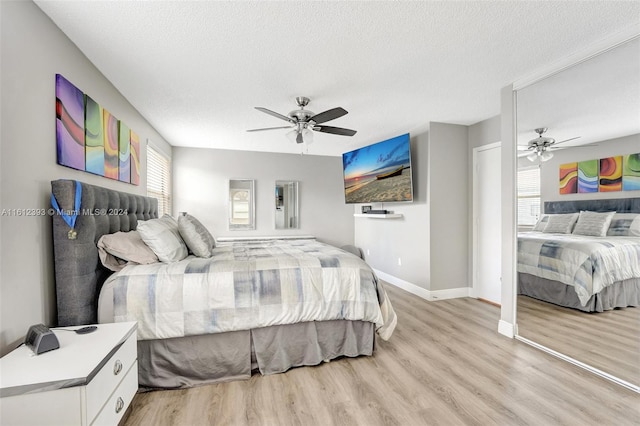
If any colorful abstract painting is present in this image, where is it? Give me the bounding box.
[623,153,640,191]
[130,131,140,185]
[56,75,139,185]
[599,156,622,192]
[577,159,598,193]
[559,162,578,194]
[84,95,105,176]
[118,122,131,183]
[103,109,119,180]
[55,75,85,170]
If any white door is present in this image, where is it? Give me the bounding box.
[473,143,502,305]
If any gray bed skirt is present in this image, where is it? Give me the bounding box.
[518,273,640,312]
[137,320,374,389]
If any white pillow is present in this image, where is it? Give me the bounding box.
[178,214,215,258]
[532,215,549,232]
[607,213,640,237]
[543,213,579,234]
[572,211,615,237]
[136,215,188,262]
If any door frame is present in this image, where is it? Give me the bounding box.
[471,141,501,301]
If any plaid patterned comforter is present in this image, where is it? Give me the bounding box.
[518,232,640,306]
[107,239,397,341]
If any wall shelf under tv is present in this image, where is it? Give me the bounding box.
[353,213,403,219]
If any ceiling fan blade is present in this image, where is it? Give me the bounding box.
[517,145,533,151]
[255,107,294,123]
[296,132,303,144]
[309,107,348,124]
[551,143,598,150]
[313,125,357,136]
[246,126,292,132]
[552,136,581,146]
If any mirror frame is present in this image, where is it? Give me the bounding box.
[228,179,256,231]
[275,180,299,230]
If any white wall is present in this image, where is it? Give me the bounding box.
[468,115,501,289]
[539,133,640,204]
[0,1,172,355]
[354,131,430,288]
[172,147,353,248]
[499,85,517,337]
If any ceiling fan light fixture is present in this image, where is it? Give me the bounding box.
[540,151,554,162]
[526,151,539,162]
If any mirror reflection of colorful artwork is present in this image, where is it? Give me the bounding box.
[599,156,622,192]
[577,159,598,193]
[623,153,640,191]
[55,74,140,185]
[558,162,577,194]
[55,74,85,170]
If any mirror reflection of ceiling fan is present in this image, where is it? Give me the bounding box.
[518,127,582,162]
[246,96,357,144]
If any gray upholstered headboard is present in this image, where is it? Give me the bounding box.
[51,179,158,326]
[544,197,640,214]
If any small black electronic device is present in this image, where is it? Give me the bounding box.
[75,326,98,334]
[25,324,60,355]
[366,209,388,214]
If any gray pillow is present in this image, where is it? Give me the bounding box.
[607,213,640,236]
[532,215,549,232]
[543,213,579,234]
[97,231,159,272]
[137,214,188,263]
[572,211,615,237]
[178,214,216,258]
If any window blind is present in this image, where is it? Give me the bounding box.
[517,167,540,226]
[147,143,172,216]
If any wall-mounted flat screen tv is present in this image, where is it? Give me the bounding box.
[342,133,413,204]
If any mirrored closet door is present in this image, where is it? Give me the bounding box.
[515,37,640,389]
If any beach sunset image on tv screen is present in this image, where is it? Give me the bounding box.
[342,133,413,204]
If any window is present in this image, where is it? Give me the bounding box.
[517,167,540,226]
[147,143,171,216]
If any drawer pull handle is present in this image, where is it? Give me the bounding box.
[115,397,124,414]
[113,359,123,375]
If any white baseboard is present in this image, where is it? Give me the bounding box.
[373,269,470,302]
[498,320,515,338]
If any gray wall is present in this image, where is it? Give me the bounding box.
[429,122,469,291]
[353,132,430,288]
[0,1,172,355]
[539,133,640,204]
[172,147,353,248]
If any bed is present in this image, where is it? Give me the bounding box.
[51,179,396,389]
[517,198,640,312]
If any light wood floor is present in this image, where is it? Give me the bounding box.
[517,295,640,386]
[123,285,640,426]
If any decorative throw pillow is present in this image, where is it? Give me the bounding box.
[97,231,159,272]
[572,211,616,237]
[532,215,549,232]
[136,214,188,262]
[178,214,216,258]
[607,213,640,236]
[542,213,579,234]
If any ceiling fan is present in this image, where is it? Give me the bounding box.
[518,127,581,162]
[246,97,357,144]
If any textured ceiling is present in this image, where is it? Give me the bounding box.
[35,1,640,156]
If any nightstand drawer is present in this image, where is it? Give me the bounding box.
[91,361,138,426]
[85,331,137,423]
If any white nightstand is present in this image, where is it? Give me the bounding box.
[0,322,137,426]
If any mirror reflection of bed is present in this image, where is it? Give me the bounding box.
[515,36,640,390]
